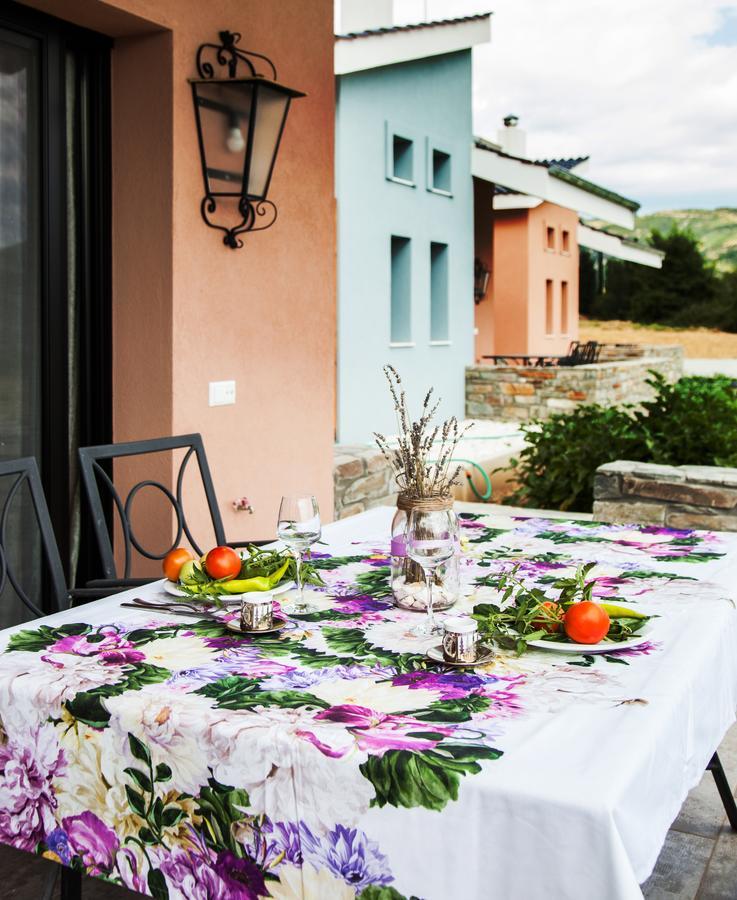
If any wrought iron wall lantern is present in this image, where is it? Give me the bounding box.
[190,31,305,249]
[474,258,490,303]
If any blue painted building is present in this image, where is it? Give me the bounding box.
[335,12,491,443]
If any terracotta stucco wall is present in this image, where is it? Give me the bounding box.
[488,208,529,355]
[473,178,494,360]
[23,0,336,571]
[484,201,579,357]
[527,202,579,356]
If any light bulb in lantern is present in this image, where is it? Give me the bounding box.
[226,126,245,153]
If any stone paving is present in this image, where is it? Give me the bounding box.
[1,723,735,897]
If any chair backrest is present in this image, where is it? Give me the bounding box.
[0,457,68,617]
[78,434,227,580]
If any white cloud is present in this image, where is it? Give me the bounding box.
[395,0,737,211]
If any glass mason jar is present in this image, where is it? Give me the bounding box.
[390,494,459,612]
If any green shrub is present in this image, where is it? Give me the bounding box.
[504,374,737,513]
[504,405,646,512]
[636,373,737,467]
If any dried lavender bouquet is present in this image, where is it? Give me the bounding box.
[374,365,470,500]
[375,366,470,602]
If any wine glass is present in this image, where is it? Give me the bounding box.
[406,508,459,637]
[277,494,321,614]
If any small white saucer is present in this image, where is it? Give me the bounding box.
[426,644,495,667]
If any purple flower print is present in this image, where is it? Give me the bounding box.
[271,821,321,866]
[46,631,145,666]
[158,844,229,900]
[241,818,320,869]
[0,724,64,852]
[116,847,149,894]
[316,704,453,754]
[392,670,488,699]
[262,663,396,692]
[363,553,391,568]
[62,812,119,873]
[45,828,72,865]
[213,850,268,898]
[335,594,390,614]
[204,634,259,651]
[604,640,659,658]
[316,824,393,889]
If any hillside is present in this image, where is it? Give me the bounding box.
[593,208,737,272]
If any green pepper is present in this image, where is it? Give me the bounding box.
[221,559,290,594]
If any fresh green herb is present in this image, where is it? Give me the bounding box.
[177,545,324,602]
[472,563,651,656]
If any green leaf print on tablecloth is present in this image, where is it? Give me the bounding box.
[361,744,503,811]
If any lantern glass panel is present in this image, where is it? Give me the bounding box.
[194,80,255,195]
[247,84,290,200]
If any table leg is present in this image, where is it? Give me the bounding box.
[60,868,82,900]
[708,752,737,831]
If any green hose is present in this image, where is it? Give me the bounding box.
[427,456,493,502]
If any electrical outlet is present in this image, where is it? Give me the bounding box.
[209,380,236,406]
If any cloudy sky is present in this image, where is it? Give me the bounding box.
[387,0,737,213]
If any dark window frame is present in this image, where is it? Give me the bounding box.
[0,1,112,584]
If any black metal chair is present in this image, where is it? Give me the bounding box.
[0,457,68,617]
[0,458,82,899]
[78,433,268,592]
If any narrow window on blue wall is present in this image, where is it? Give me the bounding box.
[432,150,451,193]
[393,136,413,182]
[430,242,449,342]
[391,236,412,344]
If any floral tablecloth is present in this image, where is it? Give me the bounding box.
[1,506,737,900]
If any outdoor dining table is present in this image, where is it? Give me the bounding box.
[0,505,736,900]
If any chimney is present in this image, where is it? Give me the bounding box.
[340,0,394,34]
[497,115,527,158]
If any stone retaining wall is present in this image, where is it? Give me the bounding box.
[334,445,395,519]
[466,345,683,422]
[592,460,737,531]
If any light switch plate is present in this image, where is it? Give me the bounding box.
[209,380,236,406]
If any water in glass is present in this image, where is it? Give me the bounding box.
[277,495,321,614]
[406,508,459,637]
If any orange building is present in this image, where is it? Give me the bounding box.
[472,120,663,360]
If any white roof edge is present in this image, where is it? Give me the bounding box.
[578,223,664,269]
[493,194,543,210]
[335,15,491,75]
[472,145,637,229]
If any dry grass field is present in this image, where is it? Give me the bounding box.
[580,319,737,359]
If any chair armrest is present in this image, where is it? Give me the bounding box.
[85,577,156,588]
[225,540,273,549]
[68,586,129,606]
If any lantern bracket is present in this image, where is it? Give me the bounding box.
[201,196,278,250]
[196,30,277,82]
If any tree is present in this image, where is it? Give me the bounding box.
[590,227,719,325]
[578,248,598,315]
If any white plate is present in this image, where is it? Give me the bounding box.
[526,624,651,655]
[163,580,294,604]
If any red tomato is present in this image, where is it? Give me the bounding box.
[564,602,610,644]
[163,548,193,583]
[532,600,563,633]
[204,546,241,581]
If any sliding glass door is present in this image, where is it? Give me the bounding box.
[0,3,111,623]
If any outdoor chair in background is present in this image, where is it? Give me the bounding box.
[0,457,85,899]
[78,433,269,593]
[558,340,600,366]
